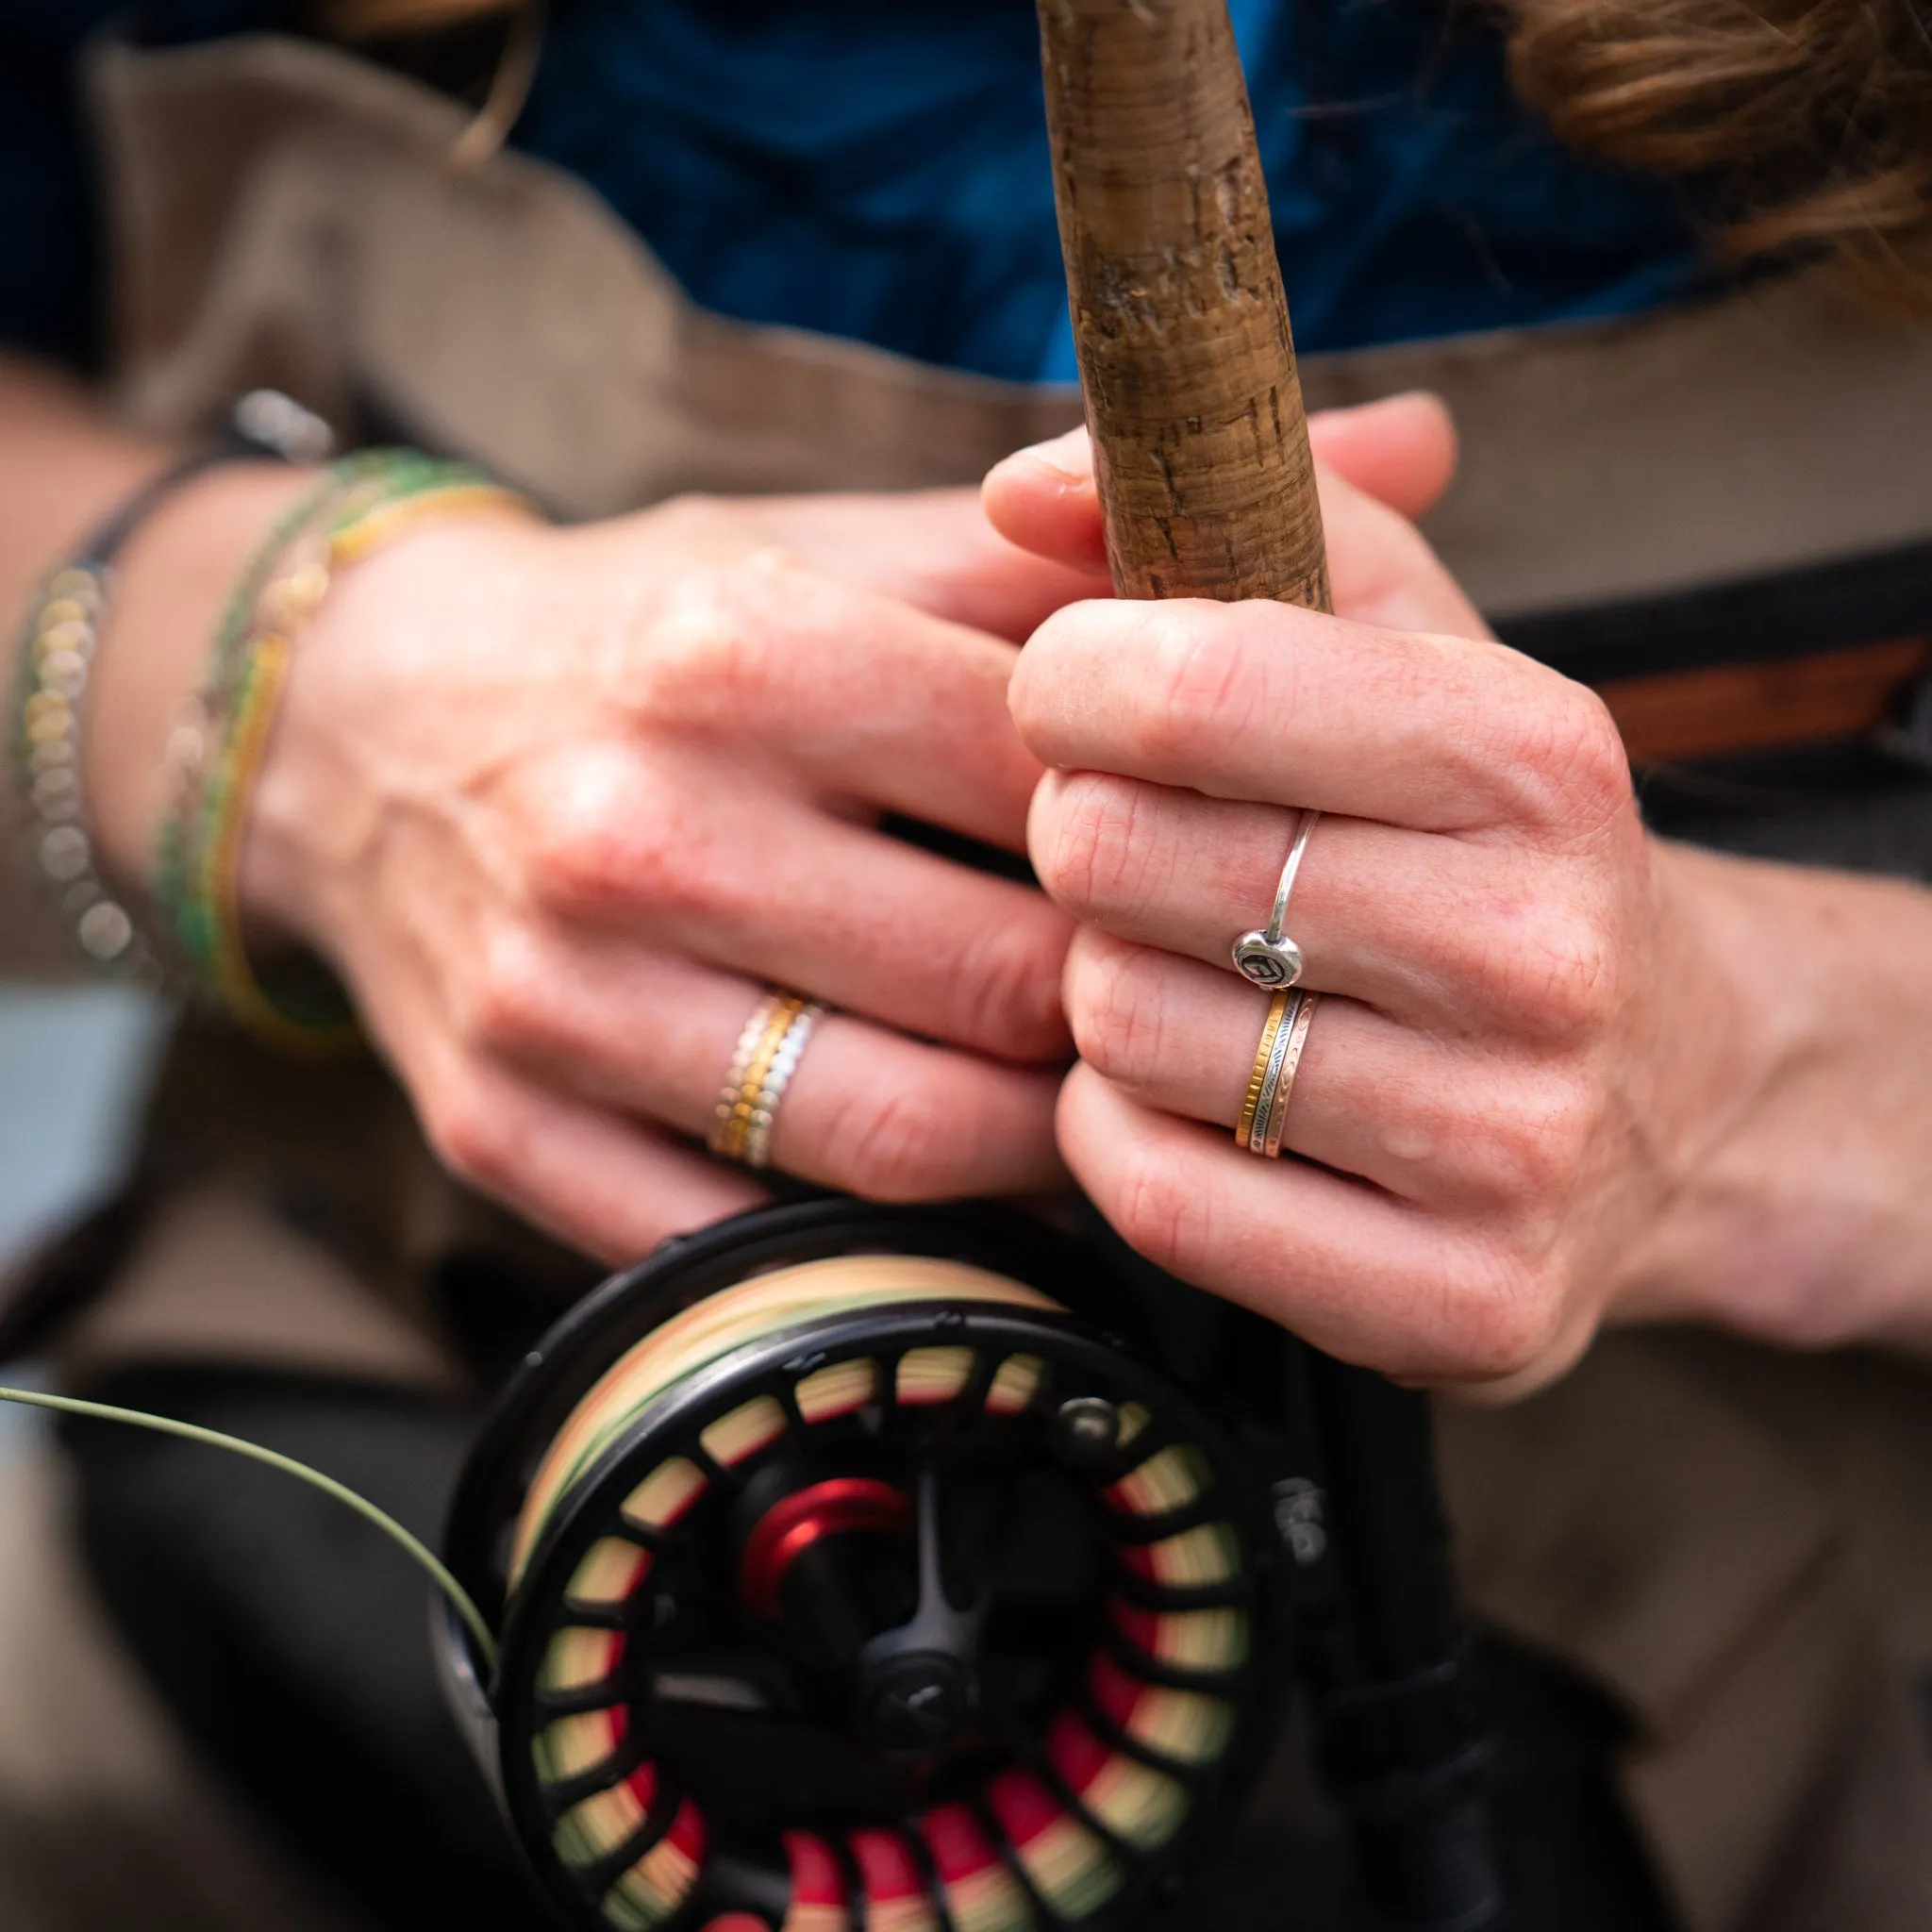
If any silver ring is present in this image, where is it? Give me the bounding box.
[1251,991,1318,1158]
[1232,808,1319,989]
[1243,991,1302,1155]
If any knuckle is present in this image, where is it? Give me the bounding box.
[632,557,807,728]
[824,1081,958,1202]
[1109,1141,1214,1281]
[1140,624,1257,771]
[461,923,557,1054]
[1441,1254,1565,1383]
[1067,945,1169,1090]
[1036,773,1168,921]
[522,753,638,909]
[525,765,718,922]
[1477,1074,1600,1205]
[1485,904,1622,1043]
[1495,683,1631,837]
[952,915,1071,1058]
[425,1073,514,1190]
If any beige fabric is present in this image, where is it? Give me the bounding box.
[1307,284,1932,623]
[41,1016,593,1382]
[8,25,1924,1932]
[1436,1331,1932,1931]
[57,1185,467,1392]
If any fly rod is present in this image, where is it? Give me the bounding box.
[1037,3,1507,1923]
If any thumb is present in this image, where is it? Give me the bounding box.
[981,391,1458,573]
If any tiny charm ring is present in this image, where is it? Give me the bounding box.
[1232,808,1320,989]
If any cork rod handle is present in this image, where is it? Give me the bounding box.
[1038,0,1330,613]
[1042,0,1329,610]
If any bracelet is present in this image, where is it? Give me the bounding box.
[155,448,536,1054]
[7,391,335,977]
[10,563,148,971]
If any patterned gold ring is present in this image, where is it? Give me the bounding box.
[1236,989,1317,1158]
[1236,991,1293,1149]
[1256,991,1318,1158]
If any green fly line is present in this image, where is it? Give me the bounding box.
[0,1384,497,1671]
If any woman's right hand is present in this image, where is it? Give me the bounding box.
[237,488,1106,1261]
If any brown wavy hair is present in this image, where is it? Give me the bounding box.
[1498,0,1932,301]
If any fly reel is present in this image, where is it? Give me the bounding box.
[441,1202,1291,1932]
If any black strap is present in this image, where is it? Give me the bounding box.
[73,390,335,572]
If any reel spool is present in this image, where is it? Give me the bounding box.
[441,1203,1290,1932]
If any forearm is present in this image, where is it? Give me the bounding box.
[0,352,315,974]
[1619,838,1932,1354]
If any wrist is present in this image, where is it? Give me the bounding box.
[1609,839,1932,1348]
[1607,841,1790,1312]
[239,504,555,963]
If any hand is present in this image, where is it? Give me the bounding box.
[240,488,1110,1263]
[233,406,1491,1271]
[989,396,1759,1395]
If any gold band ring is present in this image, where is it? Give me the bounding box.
[1236,989,1319,1158]
[709,988,825,1167]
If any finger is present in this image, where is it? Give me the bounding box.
[1057,1063,1569,1389]
[736,485,1111,642]
[468,935,1067,1200]
[418,1050,768,1267]
[1315,456,1490,640]
[1305,392,1457,522]
[528,759,1074,1061]
[1009,596,1626,838]
[980,393,1456,572]
[980,428,1108,575]
[344,916,768,1262]
[1029,774,1611,1033]
[1062,927,1582,1209]
[628,550,1044,850]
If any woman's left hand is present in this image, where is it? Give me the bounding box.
[983,404,1734,1396]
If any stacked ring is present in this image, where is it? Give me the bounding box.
[709,989,825,1168]
[1235,989,1319,1159]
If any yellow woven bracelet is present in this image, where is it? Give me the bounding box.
[181,463,536,1055]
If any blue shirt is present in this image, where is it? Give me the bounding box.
[1,0,1704,375]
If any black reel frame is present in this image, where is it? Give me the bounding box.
[440,1198,1503,1932]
